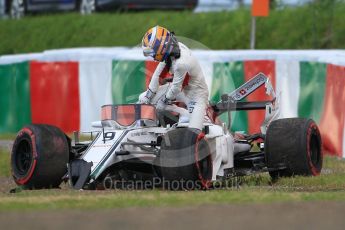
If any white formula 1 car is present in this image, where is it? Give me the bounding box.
[10,73,323,190]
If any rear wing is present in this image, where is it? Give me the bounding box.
[213,72,276,111]
[212,72,280,134]
[227,72,274,102]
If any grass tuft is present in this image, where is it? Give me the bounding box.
[0,149,10,177]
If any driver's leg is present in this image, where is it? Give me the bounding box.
[188,100,207,130]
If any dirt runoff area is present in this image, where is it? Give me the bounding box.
[0,202,345,230]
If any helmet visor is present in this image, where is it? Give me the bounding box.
[142,46,155,58]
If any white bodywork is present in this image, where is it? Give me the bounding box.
[82,122,234,181]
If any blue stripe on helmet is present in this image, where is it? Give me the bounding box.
[153,39,161,53]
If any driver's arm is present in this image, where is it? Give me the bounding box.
[165,63,187,100]
[148,62,166,93]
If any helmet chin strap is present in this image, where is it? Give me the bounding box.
[170,33,180,59]
[164,34,181,71]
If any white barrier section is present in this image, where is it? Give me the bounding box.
[2,48,345,66]
[79,60,113,132]
[275,60,300,118]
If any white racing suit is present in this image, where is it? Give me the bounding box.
[140,42,209,130]
[139,43,237,180]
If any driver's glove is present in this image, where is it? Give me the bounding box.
[156,95,172,111]
[139,88,156,104]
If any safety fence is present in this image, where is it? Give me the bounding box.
[0,48,344,157]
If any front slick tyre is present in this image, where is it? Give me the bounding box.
[11,124,69,189]
[159,128,212,190]
[265,118,323,180]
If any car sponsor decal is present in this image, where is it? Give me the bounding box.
[228,72,267,101]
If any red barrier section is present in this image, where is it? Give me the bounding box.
[30,61,80,133]
[319,64,345,156]
[244,61,276,134]
[145,60,171,88]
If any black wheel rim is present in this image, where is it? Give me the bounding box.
[15,138,33,176]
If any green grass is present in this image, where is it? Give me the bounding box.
[0,149,10,177]
[0,2,345,55]
[1,147,345,210]
[0,134,16,140]
[273,157,345,191]
[1,189,345,211]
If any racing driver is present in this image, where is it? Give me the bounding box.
[139,25,209,131]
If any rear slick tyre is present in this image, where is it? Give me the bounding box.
[265,118,323,179]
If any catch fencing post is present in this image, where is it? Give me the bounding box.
[251,0,270,49]
[250,16,256,49]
